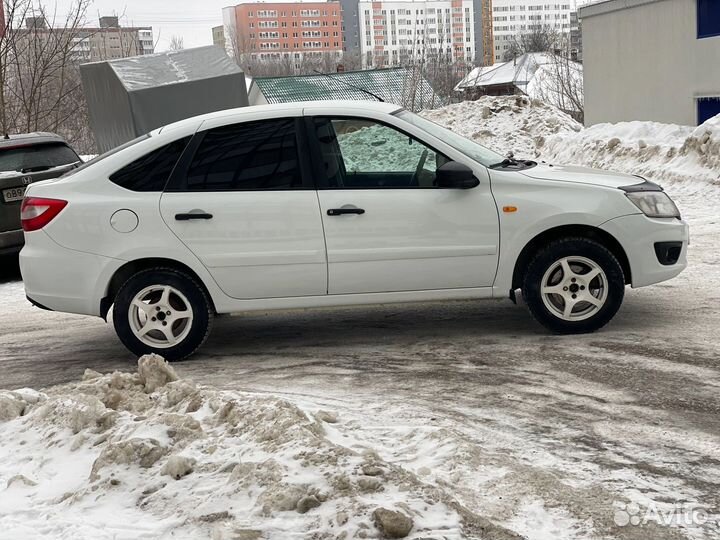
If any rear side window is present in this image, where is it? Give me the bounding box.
[0,142,80,173]
[110,137,190,192]
[184,118,302,191]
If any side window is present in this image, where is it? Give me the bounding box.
[110,137,190,192]
[185,119,302,191]
[314,117,448,188]
[698,0,720,38]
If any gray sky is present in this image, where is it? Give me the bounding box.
[53,0,231,51]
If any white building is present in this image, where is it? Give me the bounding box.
[358,0,476,68]
[491,1,589,63]
[580,0,720,126]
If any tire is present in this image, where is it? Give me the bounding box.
[112,268,213,361]
[522,237,625,334]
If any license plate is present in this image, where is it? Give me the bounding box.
[2,186,25,203]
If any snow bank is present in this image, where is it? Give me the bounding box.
[420,96,719,190]
[419,95,583,159]
[0,355,517,539]
[542,115,720,186]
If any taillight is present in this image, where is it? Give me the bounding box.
[20,197,68,232]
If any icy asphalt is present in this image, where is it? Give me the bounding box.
[0,186,719,539]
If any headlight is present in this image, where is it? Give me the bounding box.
[626,191,680,218]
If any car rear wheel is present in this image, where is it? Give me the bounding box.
[522,237,625,334]
[113,268,213,361]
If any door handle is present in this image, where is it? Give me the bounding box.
[327,208,365,216]
[175,212,213,221]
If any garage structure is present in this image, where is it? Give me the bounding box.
[580,0,720,126]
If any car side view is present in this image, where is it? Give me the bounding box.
[0,133,81,255]
[19,101,689,360]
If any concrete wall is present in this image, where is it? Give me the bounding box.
[581,0,720,126]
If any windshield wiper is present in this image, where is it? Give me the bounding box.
[20,165,53,173]
[489,157,537,170]
[489,158,520,169]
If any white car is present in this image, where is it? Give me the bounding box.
[19,101,689,360]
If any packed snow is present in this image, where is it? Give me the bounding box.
[420,95,720,189]
[419,96,583,159]
[0,356,485,539]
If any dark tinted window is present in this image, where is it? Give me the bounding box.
[185,119,302,191]
[698,0,720,38]
[0,142,80,173]
[698,97,720,125]
[110,137,190,192]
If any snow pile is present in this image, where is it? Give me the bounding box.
[542,114,720,186]
[419,95,583,158]
[0,355,515,539]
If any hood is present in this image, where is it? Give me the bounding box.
[519,163,643,189]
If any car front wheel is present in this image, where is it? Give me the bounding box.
[113,268,213,361]
[522,237,625,334]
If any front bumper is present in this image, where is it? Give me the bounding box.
[600,213,689,288]
[0,229,24,255]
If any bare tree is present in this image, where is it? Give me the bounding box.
[532,47,584,122]
[0,0,95,152]
[503,24,561,61]
[168,35,184,52]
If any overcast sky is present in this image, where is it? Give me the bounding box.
[50,0,232,51]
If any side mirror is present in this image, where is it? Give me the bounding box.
[436,161,479,189]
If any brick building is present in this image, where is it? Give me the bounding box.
[221,1,344,70]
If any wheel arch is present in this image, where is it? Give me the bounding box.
[511,225,631,291]
[100,257,217,320]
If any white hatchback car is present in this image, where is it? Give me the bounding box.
[20,101,688,360]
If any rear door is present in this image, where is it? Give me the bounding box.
[160,115,328,300]
[306,114,500,295]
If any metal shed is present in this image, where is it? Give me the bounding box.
[81,46,249,153]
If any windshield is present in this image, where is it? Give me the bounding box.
[394,110,504,167]
[0,142,80,173]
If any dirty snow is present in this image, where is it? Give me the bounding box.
[419,96,583,159]
[0,356,485,539]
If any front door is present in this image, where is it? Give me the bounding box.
[160,117,327,300]
[309,116,500,295]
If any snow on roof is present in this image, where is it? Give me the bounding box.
[107,46,244,92]
[455,53,560,92]
[454,52,583,112]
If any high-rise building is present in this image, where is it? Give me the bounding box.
[490,1,589,63]
[221,2,344,69]
[358,0,477,68]
[476,0,494,65]
[338,0,362,58]
[569,11,582,61]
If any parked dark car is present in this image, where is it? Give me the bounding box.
[0,133,81,255]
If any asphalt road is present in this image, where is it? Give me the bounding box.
[1,190,719,538]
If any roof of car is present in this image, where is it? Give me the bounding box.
[155,100,404,136]
[0,132,67,149]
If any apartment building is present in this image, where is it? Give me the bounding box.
[580,0,720,126]
[358,0,477,68]
[491,1,588,62]
[221,1,344,68]
[15,16,154,62]
[72,16,154,61]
